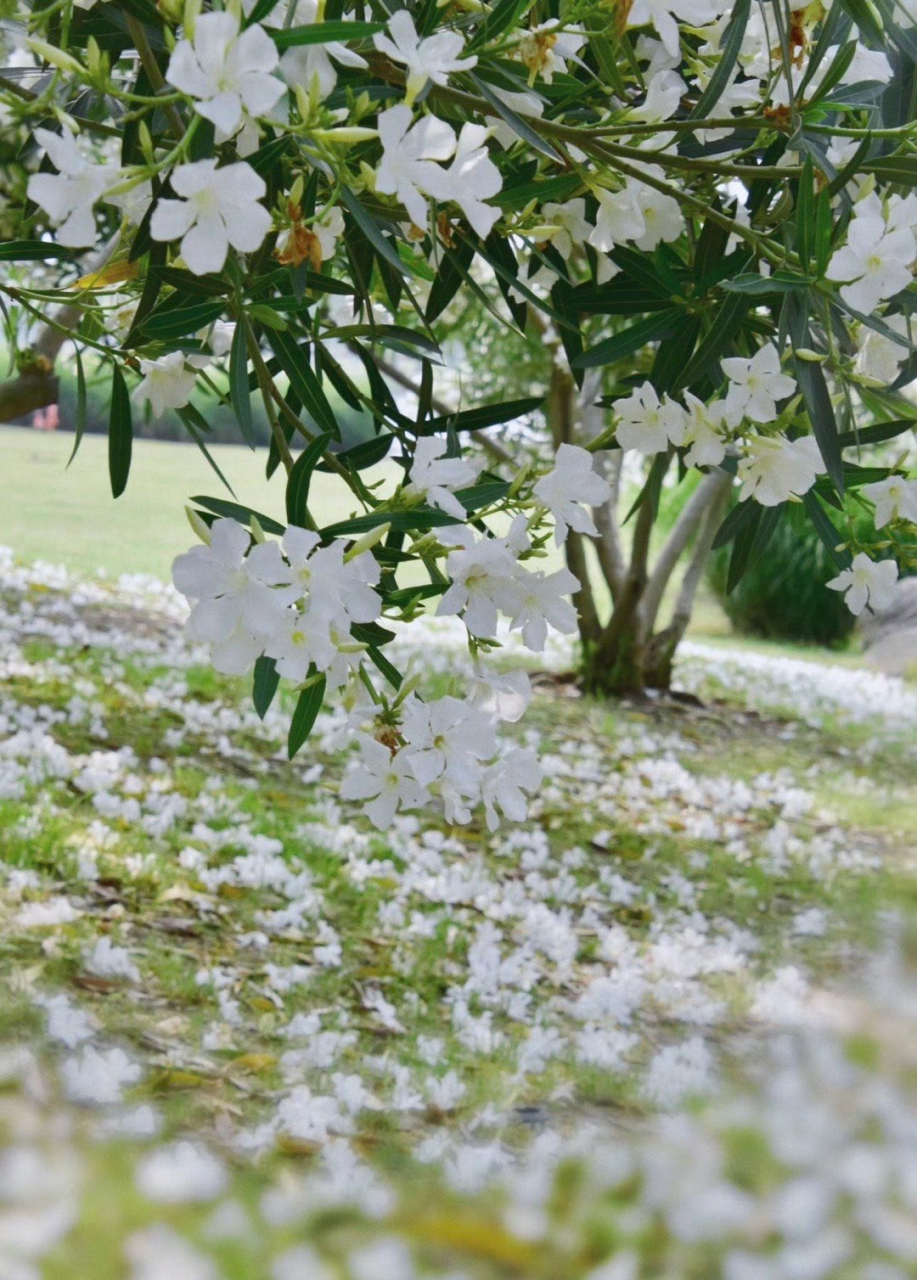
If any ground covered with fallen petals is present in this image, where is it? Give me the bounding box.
[3,547,917,1280]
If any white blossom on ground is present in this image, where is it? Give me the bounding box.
[125,1225,221,1280]
[373,9,476,106]
[135,353,198,420]
[165,11,284,141]
[84,937,140,983]
[150,160,273,275]
[62,1046,141,1106]
[722,345,796,425]
[404,438,480,518]
[737,435,825,506]
[613,382,686,455]
[861,476,917,529]
[533,443,612,544]
[827,553,899,616]
[135,1142,229,1204]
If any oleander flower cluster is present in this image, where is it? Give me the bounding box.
[4,0,917,807]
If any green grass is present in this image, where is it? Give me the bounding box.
[0,425,395,579]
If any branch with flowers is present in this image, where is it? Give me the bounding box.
[3,0,917,828]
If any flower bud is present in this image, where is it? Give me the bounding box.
[186,506,212,545]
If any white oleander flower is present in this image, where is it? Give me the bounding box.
[374,104,456,229]
[436,523,524,639]
[481,748,542,829]
[861,476,917,528]
[402,695,496,789]
[538,198,591,259]
[374,9,476,105]
[534,442,612,544]
[826,206,917,315]
[827,552,899,615]
[630,173,685,250]
[135,352,198,419]
[627,0,722,58]
[630,67,686,121]
[722,345,796,425]
[737,434,824,506]
[339,738,429,828]
[150,160,273,275]
[172,518,291,674]
[280,0,367,100]
[437,122,503,238]
[589,184,646,253]
[516,20,586,83]
[27,128,119,247]
[854,316,912,386]
[680,393,728,467]
[614,382,687,454]
[166,11,284,140]
[507,565,580,650]
[404,437,481,518]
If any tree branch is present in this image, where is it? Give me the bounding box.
[641,471,732,640]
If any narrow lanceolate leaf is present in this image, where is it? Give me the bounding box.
[286,432,333,528]
[0,240,78,261]
[468,73,563,163]
[803,491,852,571]
[230,321,256,449]
[191,496,285,534]
[67,347,87,469]
[727,502,784,594]
[340,186,408,277]
[837,419,916,450]
[795,354,844,496]
[108,364,133,499]
[572,311,681,369]
[270,20,383,48]
[267,330,340,439]
[422,396,543,434]
[288,676,326,759]
[712,497,759,551]
[689,0,751,118]
[253,656,280,720]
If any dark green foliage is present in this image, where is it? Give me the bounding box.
[709,505,865,646]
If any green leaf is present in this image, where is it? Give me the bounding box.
[713,497,758,551]
[67,347,87,469]
[468,73,563,163]
[680,292,751,389]
[572,311,681,369]
[253,656,280,720]
[108,364,133,499]
[139,300,225,341]
[316,433,395,472]
[267,330,340,438]
[802,490,852,570]
[340,186,409,277]
[286,432,333,527]
[271,19,383,48]
[322,480,509,538]
[367,645,403,690]
[191,496,285,534]
[690,0,751,118]
[426,237,475,323]
[838,419,916,449]
[722,271,812,295]
[862,155,917,186]
[727,502,783,593]
[836,0,884,45]
[795,355,844,496]
[422,396,543,433]
[177,406,237,495]
[149,266,229,297]
[0,240,78,262]
[288,676,326,758]
[796,156,815,268]
[229,320,257,448]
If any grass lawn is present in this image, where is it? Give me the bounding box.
[0,425,391,580]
